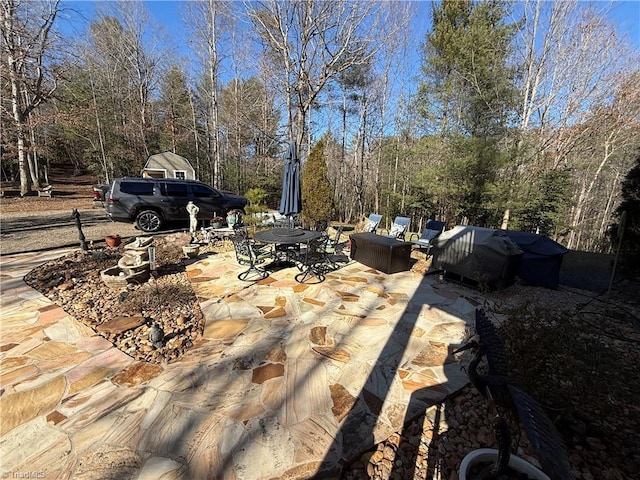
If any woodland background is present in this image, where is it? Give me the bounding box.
[2,0,639,253]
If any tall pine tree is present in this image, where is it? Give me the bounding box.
[416,0,518,225]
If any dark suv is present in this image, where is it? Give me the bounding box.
[106,177,248,232]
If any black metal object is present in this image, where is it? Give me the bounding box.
[253,228,321,245]
[293,237,334,284]
[231,229,273,281]
[455,309,573,480]
[71,209,88,251]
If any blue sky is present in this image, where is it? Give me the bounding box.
[58,0,639,82]
[609,0,640,45]
[60,0,640,45]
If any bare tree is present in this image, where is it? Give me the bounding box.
[565,71,640,250]
[245,0,398,154]
[504,0,639,238]
[186,0,234,188]
[514,1,634,165]
[1,0,60,195]
[80,0,166,173]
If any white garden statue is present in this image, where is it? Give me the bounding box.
[186,201,200,239]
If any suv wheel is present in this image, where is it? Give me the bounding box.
[136,210,163,232]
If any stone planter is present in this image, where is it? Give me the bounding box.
[459,449,550,480]
[100,266,150,289]
[124,236,154,251]
[105,235,121,247]
[182,245,200,259]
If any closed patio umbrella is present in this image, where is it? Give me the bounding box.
[279,141,302,228]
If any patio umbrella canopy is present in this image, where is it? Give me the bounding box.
[279,142,302,223]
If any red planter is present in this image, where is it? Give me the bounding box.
[105,235,122,247]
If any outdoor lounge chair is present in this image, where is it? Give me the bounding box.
[231,229,273,281]
[381,216,411,240]
[409,219,446,254]
[363,213,382,233]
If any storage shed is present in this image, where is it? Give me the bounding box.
[142,152,195,180]
[431,226,523,289]
[503,230,568,289]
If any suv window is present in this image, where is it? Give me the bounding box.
[163,182,189,197]
[192,184,219,198]
[120,181,154,196]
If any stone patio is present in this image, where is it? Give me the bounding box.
[0,248,486,479]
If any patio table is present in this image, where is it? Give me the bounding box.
[253,228,323,281]
[253,227,321,245]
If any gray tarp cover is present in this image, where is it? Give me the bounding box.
[431,226,523,287]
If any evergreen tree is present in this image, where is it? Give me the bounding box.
[514,169,572,236]
[416,0,518,225]
[611,152,640,273]
[301,137,334,226]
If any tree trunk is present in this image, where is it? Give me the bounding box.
[567,140,614,249]
[28,113,41,189]
[4,2,29,195]
[501,209,510,229]
[188,90,201,179]
[207,0,221,188]
[90,74,110,184]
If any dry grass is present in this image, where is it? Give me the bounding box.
[1,174,96,214]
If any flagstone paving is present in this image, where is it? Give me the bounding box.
[0,248,487,479]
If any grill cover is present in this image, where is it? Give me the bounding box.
[503,230,568,288]
[431,226,523,289]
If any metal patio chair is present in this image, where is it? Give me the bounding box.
[231,229,273,281]
[408,219,446,255]
[293,237,330,283]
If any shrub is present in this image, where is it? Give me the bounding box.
[301,137,334,226]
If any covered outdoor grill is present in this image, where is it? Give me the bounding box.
[503,230,568,289]
[431,226,523,289]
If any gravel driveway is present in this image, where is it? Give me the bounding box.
[1,209,142,255]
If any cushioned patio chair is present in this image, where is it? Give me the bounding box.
[409,219,446,254]
[381,216,411,240]
[363,213,382,233]
[231,229,273,281]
